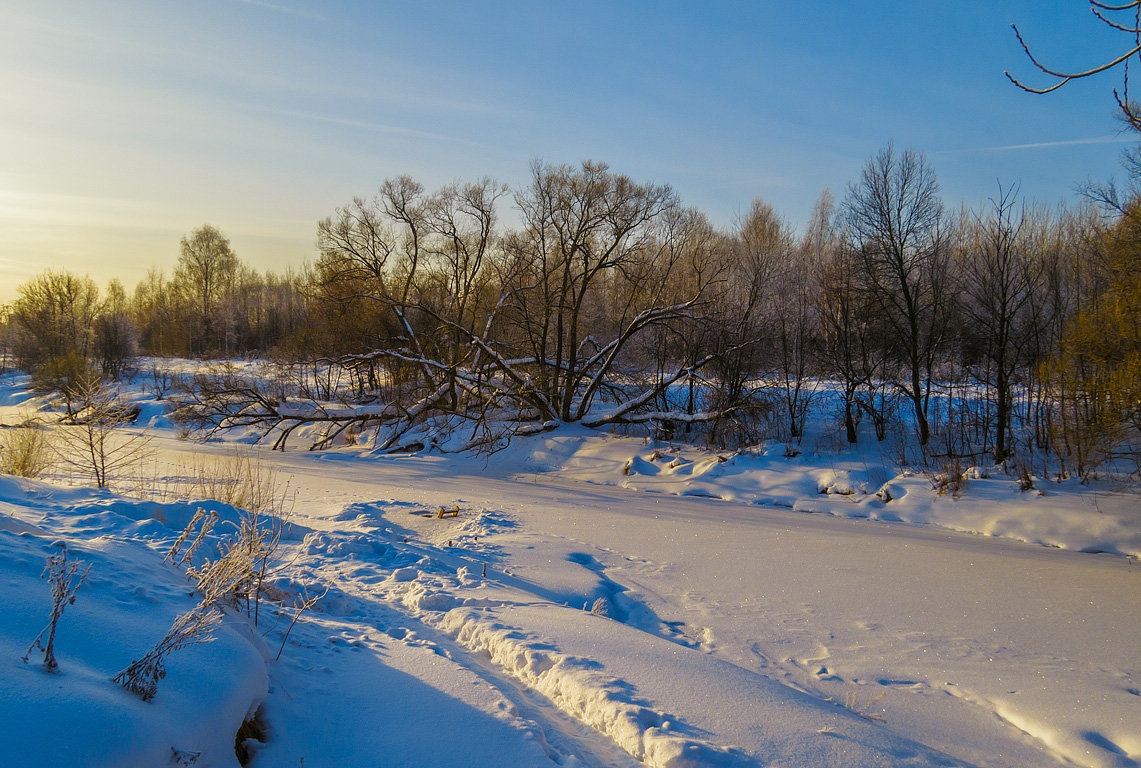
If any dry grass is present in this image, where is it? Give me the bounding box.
[141,449,291,517]
[182,451,288,515]
[843,689,887,722]
[0,421,53,478]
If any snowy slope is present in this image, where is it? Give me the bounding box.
[250,442,1140,768]
[1,371,1139,768]
[0,477,268,768]
[536,429,1141,557]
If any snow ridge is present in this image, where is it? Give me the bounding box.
[438,607,749,768]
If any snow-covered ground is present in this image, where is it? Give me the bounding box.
[1,371,1139,768]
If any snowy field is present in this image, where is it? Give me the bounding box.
[1,371,1139,768]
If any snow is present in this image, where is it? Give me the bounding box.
[524,429,1141,557]
[1,369,1139,768]
[0,477,268,768]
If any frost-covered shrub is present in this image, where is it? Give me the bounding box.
[1010,460,1035,492]
[165,507,219,566]
[184,499,288,627]
[930,459,968,498]
[22,542,91,671]
[113,604,221,702]
[117,503,272,701]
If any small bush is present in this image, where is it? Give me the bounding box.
[0,422,52,478]
[113,603,221,701]
[930,459,968,498]
[1013,461,1035,492]
[22,542,91,671]
[54,378,150,489]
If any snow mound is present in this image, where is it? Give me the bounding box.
[0,477,268,768]
[542,437,1141,557]
[434,602,965,768]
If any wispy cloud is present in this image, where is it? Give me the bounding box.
[0,187,199,232]
[979,135,1135,152]
[230,0,323,21]
[0,186,314,241]
[251,106,484,147]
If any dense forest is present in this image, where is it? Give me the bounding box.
[3,145,1138,476]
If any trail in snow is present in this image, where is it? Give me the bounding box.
[2,372,1139,768]
[247,439,1139,768]
[253,494,967,768]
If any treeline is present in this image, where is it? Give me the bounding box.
[1,226,309,383]
[2,146,1138,474]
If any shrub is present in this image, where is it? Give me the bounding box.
[22,542,91,671]
[0,422,52,478]
[930,459,968,498]
[112,603,221,701]
[54,379,150,489]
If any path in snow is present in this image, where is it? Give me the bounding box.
[140,434,1140,768]
[4,369,1135,768]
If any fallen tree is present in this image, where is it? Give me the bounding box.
[174,164,765,452]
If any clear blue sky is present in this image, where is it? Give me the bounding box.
[0,0,1133,300]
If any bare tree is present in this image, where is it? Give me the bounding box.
[706,198,788,432]
[54,379,150,489]
[957,184,1045,462]
[815,240,893,443]
[505,160,683,421]
[178,165,735,450]
[1007,1,1141,131]
[174,225,238,354]
[9,270,100,378]
[638,207,726,431]
[132,268,182,355]
[843,144,950,447]
[94,279,138,379]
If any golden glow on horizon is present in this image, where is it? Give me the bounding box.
[0,182,316,303]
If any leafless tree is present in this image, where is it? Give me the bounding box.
[174,225,239,353]
[177,165,737,450]
[505,160,686,422]
[704,197,788,438]
[843,144,950,446]
[9,270,100,376]
[1007,1,1141,131]
[815,240,894,443]
[94,279,138,379]
[54,378,150,489]
[638,207,726,431]
[957,184,1045,461]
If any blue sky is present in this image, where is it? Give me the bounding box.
[0,0,1133,299]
